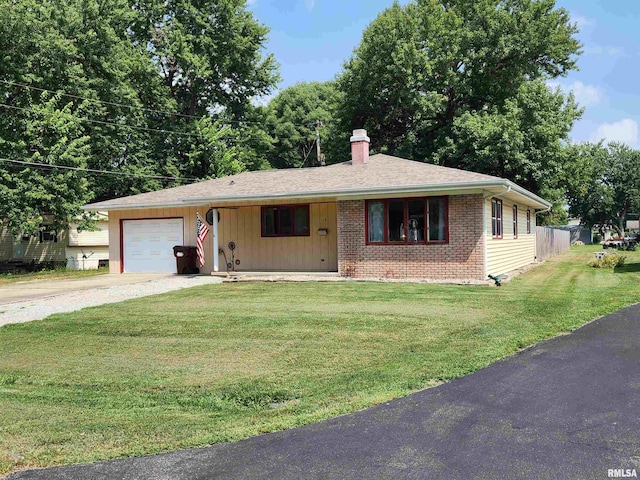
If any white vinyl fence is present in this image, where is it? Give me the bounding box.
[536,226,571,262]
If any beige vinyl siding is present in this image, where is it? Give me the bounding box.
[485,198,536,276]
[108,201,338,274]
[217,202,338,272]
[0,224,66,262]
[24,231,66,262]
[66,247,109,270]
[0,225,12,260]
[68,222,109,247]
[108,206,201,274]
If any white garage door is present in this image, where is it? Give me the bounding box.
[122,218,184,273]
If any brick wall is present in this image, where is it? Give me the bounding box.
[337,195,485,281]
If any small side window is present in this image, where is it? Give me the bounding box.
[39,230,58,243]
[491,199,503,238]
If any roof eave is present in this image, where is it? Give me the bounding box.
[503,180,552,209]
[83,180,551,211]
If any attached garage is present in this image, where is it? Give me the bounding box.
[121,218,184,273]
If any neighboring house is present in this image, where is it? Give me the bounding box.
[0,214,109,270]
[66,212,110,270]
[84,129,551,282]
[0,222,66,264]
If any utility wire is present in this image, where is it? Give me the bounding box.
[0,157,200,182]
[1,79,326,128]
[0,102,209,139]
[299,137,317,168]
[1,79,199,120]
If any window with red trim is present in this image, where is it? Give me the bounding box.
[526,209,531,234]
[513,205,518,238]
[261,205,310,237]
[491,198,503,238]
[366,197,448,244]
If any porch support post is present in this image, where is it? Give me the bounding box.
[212,208,219,272]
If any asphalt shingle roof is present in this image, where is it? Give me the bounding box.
[85,154,507,209]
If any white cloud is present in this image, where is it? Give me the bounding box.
[590,119,639,147]
[304,0,315,11]
[568,81,603,107]
[547,80,604,107]
[546,80,560,90]
[583,45,625,57]
[251,92,276,107]
[572,14,594,29]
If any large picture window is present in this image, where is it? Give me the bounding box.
[491,198,503,238]
[261,205,310,237]
[366,197,448,244]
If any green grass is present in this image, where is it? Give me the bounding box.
[1,245,639,475]
[0,268,107,286]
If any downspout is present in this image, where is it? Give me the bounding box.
[535,205,552,216]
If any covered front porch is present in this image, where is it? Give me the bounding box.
[210,201,338,273]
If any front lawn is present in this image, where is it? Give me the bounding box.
[1,246,639,475]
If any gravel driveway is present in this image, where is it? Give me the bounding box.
[0,275,222,328]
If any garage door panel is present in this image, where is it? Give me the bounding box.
[122,218,184,273]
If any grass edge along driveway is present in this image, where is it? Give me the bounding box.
[1,245,639,475]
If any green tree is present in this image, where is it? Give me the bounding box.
[266,81,339,168]
[331,0,581,194]
[0,94,91,236]
[0,0,278,234]
[565,143,640,237]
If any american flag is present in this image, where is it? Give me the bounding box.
[196,212,209,267]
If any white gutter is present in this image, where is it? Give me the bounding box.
[84,179,552,212]
[484,184,511,199]
[535,205,552,215]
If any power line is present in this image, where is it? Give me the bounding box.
[299,137,317,168]
[1,79,200,120]
[0,157,200,182]
[0,102,210,139]
[0,79,326,128]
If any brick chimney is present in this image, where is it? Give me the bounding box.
[350,129,370,165]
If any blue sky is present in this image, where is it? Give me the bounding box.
[248,0,640,148]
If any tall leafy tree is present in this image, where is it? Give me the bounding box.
[330,0,581,196]
[266,81,339,168]
[0,0,96,235]
[565,143,640,237]
[443,80,582,193]
[0,0,278,235]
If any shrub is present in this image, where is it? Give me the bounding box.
[592,233,602,244]
[589,253,626,269]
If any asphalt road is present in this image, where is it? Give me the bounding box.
[6,303,640,480]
